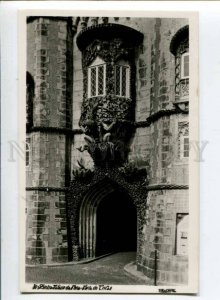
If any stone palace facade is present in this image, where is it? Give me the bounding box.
[26,16,189,285]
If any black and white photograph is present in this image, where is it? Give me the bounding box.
[19,10,199,293]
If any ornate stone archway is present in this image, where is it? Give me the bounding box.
[79,178,115,258]
[67,166,148,262]
[79,177,137,258]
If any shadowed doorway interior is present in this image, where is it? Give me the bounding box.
[79,179,137,259]
[96,190,137,256]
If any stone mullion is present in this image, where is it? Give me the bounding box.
[106,62,114,95]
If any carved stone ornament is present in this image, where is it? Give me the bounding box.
[76,24,144,166]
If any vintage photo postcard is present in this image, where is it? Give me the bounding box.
[19,9,199,294]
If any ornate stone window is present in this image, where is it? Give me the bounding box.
[88,57,106,98]
[170,25,189,104]
[77,23,143,129]
[175,44,189,103]
[115,60,130,98]
[178,121,189,159]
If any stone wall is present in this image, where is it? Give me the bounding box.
[26,17,74,264]
[148,114,188,186]
[138,189,188,285]
[26,190,68,264]
[124,18,189,284]
[126,18,188,170]
[27,17,73,128]
[128,127,150,169]
[26,132,68,188]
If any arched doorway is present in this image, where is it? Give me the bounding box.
[96,190,137,256]
[79,178,137,259]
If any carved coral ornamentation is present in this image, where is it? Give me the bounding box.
[78,36,137,166]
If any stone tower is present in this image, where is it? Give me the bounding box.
[26,17,74,264]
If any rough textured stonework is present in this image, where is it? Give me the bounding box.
[138,189,188,285]
[26,190,68,264]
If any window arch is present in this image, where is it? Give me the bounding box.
[170,25,189,103]
[87,57,106,98]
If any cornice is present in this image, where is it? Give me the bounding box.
[170,25,189,55]
[76,23,143,52]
